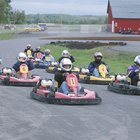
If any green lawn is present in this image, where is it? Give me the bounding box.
[42,43,139,74]
[0,32,15,40]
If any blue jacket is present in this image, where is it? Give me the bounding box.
[88,61,110,74]
[13,60,34,72]
[127,64,140,80]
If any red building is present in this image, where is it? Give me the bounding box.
[107,0,140,33]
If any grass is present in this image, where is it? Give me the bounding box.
[41,43,139,74]
[0,32,15,40]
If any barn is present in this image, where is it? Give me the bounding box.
[107,0,140,33]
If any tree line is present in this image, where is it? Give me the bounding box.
[0,1,106,24]
[26,14,107,24]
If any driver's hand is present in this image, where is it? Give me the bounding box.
[63,72,69,76]
[135,69,139,73]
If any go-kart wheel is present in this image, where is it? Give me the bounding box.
[53,67,57,73]
[32,87,37,92]
[84,76,90,83]
[47,92,55,98]
[4,77,10,85]
[35,63,39,68]
[95,92,99,98]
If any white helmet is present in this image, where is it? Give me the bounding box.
[60,58,72,71]
[45,49,50,55]
[134,55,140,65]
[94,52,103,57]
[62,50,69,57]
[18,52,27,62]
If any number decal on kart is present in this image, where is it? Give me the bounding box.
[27,50,31,56]
[45,56,51,61]
[70,78,76,86]
[36,52,42,59]
[99,64,107,78]
[19,65,29,73]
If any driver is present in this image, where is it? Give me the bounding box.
[54,58,81,95]
[88,52,110,77]
[127,55,140,86]
[24,44,34,57]
[13,52,34,78]
[33,46,44,58]
[41,49,55,63]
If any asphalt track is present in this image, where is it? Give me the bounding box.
[0,32,140,140]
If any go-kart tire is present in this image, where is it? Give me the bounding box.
[3,77,10,86]
[108,82,140,95]
[46,92,55,98]
[30,91,46,102]
[95,92,99,98]
[84,76,90,84]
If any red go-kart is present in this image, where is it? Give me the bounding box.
[30,73,102,105]
[0,64,40,86]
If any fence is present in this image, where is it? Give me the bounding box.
[0,24,112,34]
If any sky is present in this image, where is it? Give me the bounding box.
[11,0,108,15]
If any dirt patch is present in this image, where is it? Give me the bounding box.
[46,36,140,41]
[50,41,127,49]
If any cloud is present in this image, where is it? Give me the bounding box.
[11,0,108,15]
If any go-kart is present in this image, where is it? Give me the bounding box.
[30,73,102,105]
[34,55,54,69]
[108,74,140,95]
[0,64,40,86]
[79,67,115,85]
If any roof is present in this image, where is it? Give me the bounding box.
[108,0,140,19]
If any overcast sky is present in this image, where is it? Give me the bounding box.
[11,0,108,15]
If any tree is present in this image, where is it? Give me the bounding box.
[0,0,11,23]
[11,10,26,24]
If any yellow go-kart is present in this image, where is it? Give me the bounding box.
[79,64,115,85]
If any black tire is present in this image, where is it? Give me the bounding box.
[47,92,55,98]
[3,77,10,86]
[84,76,90,83]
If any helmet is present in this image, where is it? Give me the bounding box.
[62,50,69,57]
[26,44,31,49]
[134,55,140,65]
[18,52,27,62]
[94,52,103,62]
[36,46,41,51]
[60,58,72,72]
[94,52,103,57]
[45,49,50,55]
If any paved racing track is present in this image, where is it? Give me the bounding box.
[0,33,140,140]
